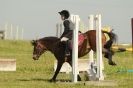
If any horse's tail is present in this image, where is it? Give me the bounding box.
[103,30,118,49]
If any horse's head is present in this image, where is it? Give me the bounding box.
[31,40,47,60]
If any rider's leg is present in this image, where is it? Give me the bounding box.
[65,40,70,56]
[61,37,70,56]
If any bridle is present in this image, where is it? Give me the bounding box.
[33,42,47,58]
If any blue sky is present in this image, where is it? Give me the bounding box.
[0,0,132,43]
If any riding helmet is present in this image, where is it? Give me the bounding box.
[58,10,70,19]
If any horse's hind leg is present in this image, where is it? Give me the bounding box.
[68,61,81,81]
[50,61,63,82]
[102,48,116,65]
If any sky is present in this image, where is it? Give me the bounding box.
[0,0,132,44]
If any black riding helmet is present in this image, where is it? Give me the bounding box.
[58,10,70,19]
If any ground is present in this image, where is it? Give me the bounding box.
[0,40,132,88]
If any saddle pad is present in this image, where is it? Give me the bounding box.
[69,34,85,49]
[78,34,85,46]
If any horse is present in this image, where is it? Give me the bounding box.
[31,30,117,82]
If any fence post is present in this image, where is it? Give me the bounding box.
[16,26,19,40]
[71,15,80,83]
[88,15,94,64]
[131,18,133,53]
[56,23,63,38]
[59,23,62,37]
[10,24,13,40]
[4,23,8,39]
[96,14,104,80]
[56,24,59,38]
[21,28,24,40]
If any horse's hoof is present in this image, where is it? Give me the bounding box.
[78,78,81,81]
[78,76,82,81]
[109,61,116,66]
[49,79,56,82]
[104,54,108,58]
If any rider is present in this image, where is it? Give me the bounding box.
[58,10,74,56]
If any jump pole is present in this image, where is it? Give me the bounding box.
[88,15,94,63]
[21,28,24,40]
[10,24,13,40]
[56,24,59,38]
[0,59,16,71]
[4,23,8,39]
[16,26,19,40]
[131,18,133,53]
[95,14,104,80]
[71,15,80,83]
[56,23,63,38]
[87,15,96,80]
[59,23,63,37]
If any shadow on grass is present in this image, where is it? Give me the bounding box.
[17,78,50,82]
[17,78,71,83]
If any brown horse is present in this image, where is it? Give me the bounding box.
[31,30,117,82]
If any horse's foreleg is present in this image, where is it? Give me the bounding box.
[102,48,116,66]
[50,61,63,82]
[68,61,81,81]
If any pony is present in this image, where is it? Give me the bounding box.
[31,30,117,82]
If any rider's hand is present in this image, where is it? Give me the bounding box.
[61,37,69,42]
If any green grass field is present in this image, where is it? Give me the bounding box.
[0,40,132,88]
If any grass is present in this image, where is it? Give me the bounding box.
[0,40,133,88]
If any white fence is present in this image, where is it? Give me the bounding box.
[55,14,104,82]
[131,18,133,52]
[71,15,80,83]
[87,15,104,81]
[0,23,24,40]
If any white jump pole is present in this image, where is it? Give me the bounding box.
[0,59,16,71]
[96,14,104,80]
[4,23,8,39]
[16,26,19,40]
[59,23,63,37]
[88,15,94,64]
[21,28,24,40]
[56,23,62,38]
[71,15,79,83]
[56,24,59,38]
[10,24,13,40]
